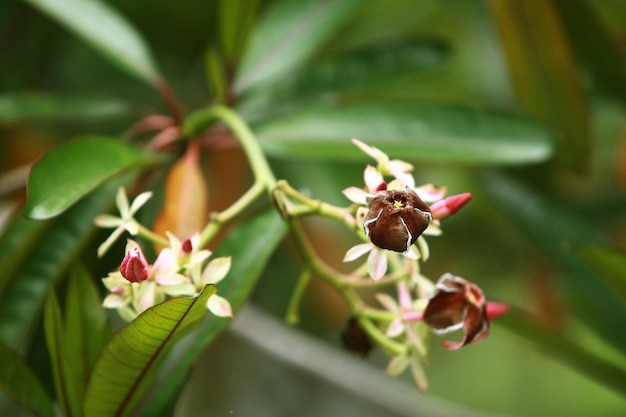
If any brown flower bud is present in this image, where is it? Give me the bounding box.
[422,273,490,350]
[363,188,432,252]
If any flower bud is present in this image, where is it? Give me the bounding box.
[430,193,472,220]
[422,273,491,350]
[363,188,432,252]
[182,237,193,254]
[120,246,150,283]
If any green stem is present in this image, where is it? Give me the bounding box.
[285,269,312,325]
[184,105,276,247]
[185,105,276,188]
[199,181,265,248]
[136,223,169,247]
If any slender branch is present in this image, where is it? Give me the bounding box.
[285,269,312,325]
[154,77,184,124]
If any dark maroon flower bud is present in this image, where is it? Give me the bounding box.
[182,237,193,254]
[341,317,373,357]
[363,188,432,252]
[120,246,150,283]
[422,273,492,350]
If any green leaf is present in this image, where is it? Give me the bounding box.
[239,38,449,121]
[83,285,217,417]
[236,0,361,92]
[554,0,626,102]
[254,102,555,164]
[0,176,131,351]
[480,173,626,352]
[574,245,626,305]
[216,0,263,72]
[0,93,133,124]
[43,267,110,417]
[44,289,79,417]
[497,306,626,395]
[486,0,590,171]
[0,342,55,417]
[25,137,153,219]
[0,215,52,298]
[138,207,287,416]
[24,0,160,85]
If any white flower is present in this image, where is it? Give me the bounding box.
[94,187,153,257]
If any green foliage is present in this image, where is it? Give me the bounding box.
[254,102,555,164]
[0,342,55,417]
[83,285,216,417]
[25,137,154,219]
[23,0,161,85]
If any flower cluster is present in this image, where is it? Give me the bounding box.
[340,139,507,390]
[95,188,232,321]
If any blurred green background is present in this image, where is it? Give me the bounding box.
[1,0,625,416]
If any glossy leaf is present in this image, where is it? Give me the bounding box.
[138,207,287,416]
[24,0,160,85]
[575,245,626,304]
[25,137,153,219]
[254,102,555,164]
[0,342,55,417]
[497,306,626,395]
[44,289,79,417]
[216,0,263,73]
[152,141,209,241]
[480,173,626,352]
[83,284,217,417]
[0,93,132,124]
[235,0,361,92]
[0,177,130,351]
[487,0,590,171]
[554,0,626,102]
[0,215,52,297]
[239,37,449,121]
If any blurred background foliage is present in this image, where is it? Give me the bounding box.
[1,0,625,416]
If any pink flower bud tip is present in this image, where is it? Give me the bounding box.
[486,301,509,320]
[120,247,150,283]
[430,193,472,220]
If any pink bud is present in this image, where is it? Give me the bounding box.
[430,193,472,220]
[120,246,150,283]
[486,301,509,320]
[182,237,193,254]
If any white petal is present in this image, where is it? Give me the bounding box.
[364,165,384,193]
[103,294,128,308]
[153,248,177,273]
[97,227,125,257]
[414,184,447,203]
[352,138,385,160]
[387,319,405,338]
[375,292,398,312]
[94,214,123,228]
[201,257,231,285]
[207,294,233,317]
[134,281,156,313]
[385,354,409,376]
[159,282,196,296]
[342,186,369,205]
[156,272,190,286]
[115,187,130,216]
[343,243,372,262]
[416,236,430,261]
[129,191,153,215]
[423,222,442,236]
[367,248,387,280]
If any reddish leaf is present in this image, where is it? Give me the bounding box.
[153,141,209,241]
